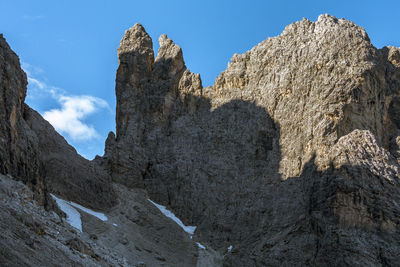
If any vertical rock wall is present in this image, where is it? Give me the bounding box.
[104,15,400,265]
[0,34,46,205]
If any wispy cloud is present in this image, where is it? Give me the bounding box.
[43,95,109,141]
[22,62,63,99]
[22,15,45,21]
[22,62,110,142]
[22,62,44,76]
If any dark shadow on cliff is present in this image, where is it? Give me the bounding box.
[112,54,285,255]
[102,39,400,266]
[146,97,282,240]
[222,151,400,266]
[122,66,400,265]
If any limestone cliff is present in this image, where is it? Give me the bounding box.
[0,32,217,267]
[2,14,400,266]
[102,15,400,265]
[0,34,47,205]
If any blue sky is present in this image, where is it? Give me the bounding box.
[1,0,399,159]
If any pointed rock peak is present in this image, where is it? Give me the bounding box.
[158,33,173,47]
[317,13,340,23]
[132,22,145,32]
[156,34,184,63]
[281,16,314,36]
[280,14,371,44]
[126,22,148,37]
[116,23,154,84]
[104,131,116,156]
[315,14,353,29]
[316,14,357,27]
[315,14,370,40]
[118,23,153,55]
[153,33,185,77]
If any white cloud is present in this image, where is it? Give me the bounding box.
[22,15,45,20]
[27,76,45,89]
[22,62,110,142]
[43,95,109,141]
[21,62,44,76]
[22,62,64,100]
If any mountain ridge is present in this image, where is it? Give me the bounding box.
[1,14,400,266]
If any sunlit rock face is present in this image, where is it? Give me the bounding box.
[103,15,400,265]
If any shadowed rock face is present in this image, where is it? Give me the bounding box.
[102,15,400,265]
[0,34,46,205]
[225,130,400,266]
[24,107,116,210]
[0,34,116,210]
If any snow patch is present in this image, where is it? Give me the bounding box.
[148,199,196,235]
[50,194,82,231]
[228,245,233,252]
[68,201,107,221]
[113,223,118,226]
[50,194,108,232]
[197,242,206,249]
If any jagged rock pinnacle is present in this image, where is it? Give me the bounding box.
[118,23,153,54]
[153,33,185,80]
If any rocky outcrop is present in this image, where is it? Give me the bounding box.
[0,34,46,205]
[102,15,400,265]
[0,34,116,210]
[211,15,400,178]
[25,107,116,210]
[102,24,203,187]
[0,174,218,266]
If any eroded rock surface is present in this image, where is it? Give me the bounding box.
[25,107,116,210]
[102,15,400,265]
[211,15,400,178]
[0,174,218,267]
[0,34,116,210]
[0,34,46,205]
[2,14,400,266]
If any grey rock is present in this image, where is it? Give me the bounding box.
[102,15,400,266]
[0,34,116,211]
[135,261,146,267]
[2,13,400,267]
[119,236,129,245]
[0,173,210,267]
[24,107,116,210]
[0,174,110,267]
[0,34,46,206]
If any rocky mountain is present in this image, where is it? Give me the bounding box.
[1,14,400,266]
[0,34,116,211]
[0,35,46,206]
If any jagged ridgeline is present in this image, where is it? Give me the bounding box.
[1,14,400,266]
